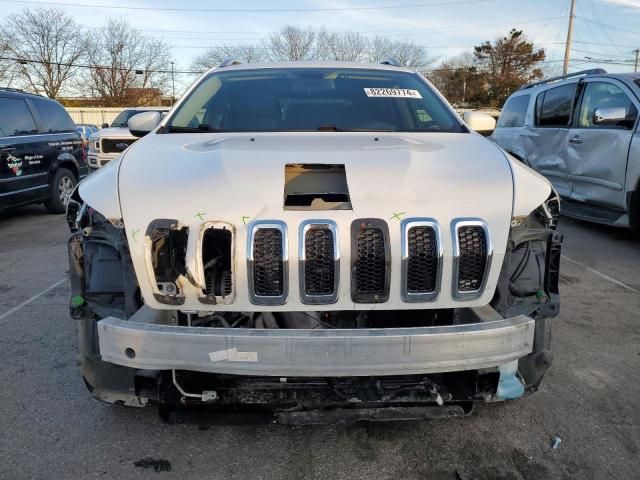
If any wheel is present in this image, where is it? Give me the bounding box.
[45,167,76,214]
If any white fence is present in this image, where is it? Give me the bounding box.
[65,107,124,126]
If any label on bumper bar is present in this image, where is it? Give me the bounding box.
[209,348,258,362]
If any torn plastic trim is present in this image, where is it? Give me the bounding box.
[68,206,141,320]
[144,219,189,306]
[184,221,236,305]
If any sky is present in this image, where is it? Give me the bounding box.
[1,0,639,94]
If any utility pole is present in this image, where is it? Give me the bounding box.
[563,0,577,76]
[170,61,175,106]
[634,49,639,73]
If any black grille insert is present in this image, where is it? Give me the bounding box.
[304,228,335,295]
[406,226,438,293]
[457,226,487,292]
[100,138,135,154]
[351,219,390,303]
[252,228,284,297]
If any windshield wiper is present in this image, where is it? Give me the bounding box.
[165,124,220,133]
[317,124,345,132]
[317,125,395,132]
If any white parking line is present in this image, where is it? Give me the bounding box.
[561,255,639,294]
[0,277,68,324]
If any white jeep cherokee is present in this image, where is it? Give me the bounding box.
[67,61,563,424]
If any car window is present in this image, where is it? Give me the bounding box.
[496,95,530,128]
[0,98,38,137]
[30,98,76,134]
[168,68,465,133]
[535,84,578,127]
[578,81,638,129]
[111,110,139,128]
[111,110,167,128]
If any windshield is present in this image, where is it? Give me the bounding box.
[111,110,166,128]
[167,68,465,133]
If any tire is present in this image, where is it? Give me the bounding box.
[45,167,76,214]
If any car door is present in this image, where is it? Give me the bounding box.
[0,96,46,209]
[527,82,580,199]
[567,79,639,210]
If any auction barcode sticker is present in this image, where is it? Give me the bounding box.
[364,88,422,99]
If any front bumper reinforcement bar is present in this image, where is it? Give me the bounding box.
[97,309,534,377]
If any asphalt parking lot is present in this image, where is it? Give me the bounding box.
[0,205,638,480]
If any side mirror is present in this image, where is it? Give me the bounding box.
[463,111,496,136]
[128,111,162,138]
[593,107,627,126]
[101,123,109,129]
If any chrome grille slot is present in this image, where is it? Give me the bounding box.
[247,221,288,305]
[351,219,390,303]
[299,220,339,304]
[401,219,441,302]
[452,220,491,300]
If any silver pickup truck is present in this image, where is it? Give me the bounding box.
[492,69,640,233]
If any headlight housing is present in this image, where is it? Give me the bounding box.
[89,135,100,152]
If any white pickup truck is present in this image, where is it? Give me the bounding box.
[87,107,170,170]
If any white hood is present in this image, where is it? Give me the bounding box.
[94,127,135,139]
[102,131,532,312]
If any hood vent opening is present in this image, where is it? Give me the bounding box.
[147,220,188,305]
[351,219,390,303]
[284,164,352,211]
[200,227,234,304]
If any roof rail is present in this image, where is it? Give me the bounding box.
[219,58,242,68]
[380,58,401,67]
[519,68,607,91]
[0,87,26,93]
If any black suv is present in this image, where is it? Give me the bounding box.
[0,88,87,213]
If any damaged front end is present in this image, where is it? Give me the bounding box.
[491,191,562,393]
[67,193,145,406]
[65,150,562,424]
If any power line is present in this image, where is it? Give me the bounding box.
[571,47,632,60]
[0,0,493,13]
[577,16,637,35]
[598,0,640,10]
[0,56,203,74]
[169,42,567,51]
[0,55,566,75]
[78,16,564,37]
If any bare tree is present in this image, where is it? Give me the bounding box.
[265,25,316,61]
[86,19,171,107]
[316,31,368,62]
[428,52,484,107]
[0,31,17,86]
[0,8,88,98]
[365,37,432,71]
[367,36,394,64]
[191,44,265,72]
